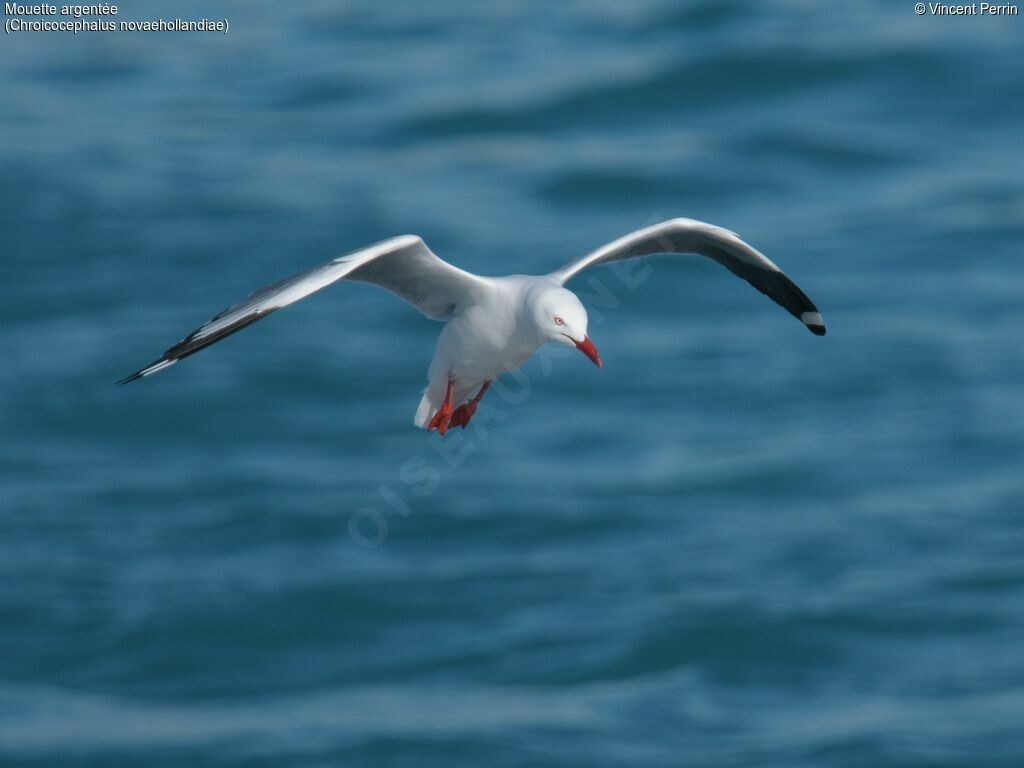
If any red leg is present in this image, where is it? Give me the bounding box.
[427,378,455,435]
[449,380,491,429]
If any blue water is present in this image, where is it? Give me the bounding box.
[2,2,1023,766]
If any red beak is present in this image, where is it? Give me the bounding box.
[574,335,602,368]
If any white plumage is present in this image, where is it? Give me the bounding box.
[121,218,826,433]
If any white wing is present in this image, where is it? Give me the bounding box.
[120,235,487,383]
[549,218,826,336]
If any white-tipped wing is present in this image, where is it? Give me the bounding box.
[549,218,826,336]
[120,235,487,383]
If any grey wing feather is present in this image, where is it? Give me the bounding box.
[549,218,826,336]
[119,235,485,383]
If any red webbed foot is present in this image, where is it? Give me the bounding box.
[426,378,455,435]
[449,402,475,429]
[448,380,491,430]
[427,405,453,434]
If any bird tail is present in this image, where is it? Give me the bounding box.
[414,388,436,429]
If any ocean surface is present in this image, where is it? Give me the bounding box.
[2,2,1022,766]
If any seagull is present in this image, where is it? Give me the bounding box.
[120,218,826,433]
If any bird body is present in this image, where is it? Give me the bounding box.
[121,219,826,433]
[415,276,589,428]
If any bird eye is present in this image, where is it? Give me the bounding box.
[554,316,565,326]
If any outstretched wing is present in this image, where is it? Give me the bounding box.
[119,235,487,383]
[549,218,826,336]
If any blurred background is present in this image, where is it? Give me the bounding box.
[2,1,1022,766]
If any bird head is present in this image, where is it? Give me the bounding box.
[528,284,601,368]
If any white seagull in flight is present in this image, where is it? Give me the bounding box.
[120,218,826,433]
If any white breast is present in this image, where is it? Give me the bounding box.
[434,277,539,381]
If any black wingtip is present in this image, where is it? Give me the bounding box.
[798,311,826,337]
[117,356,173,385]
